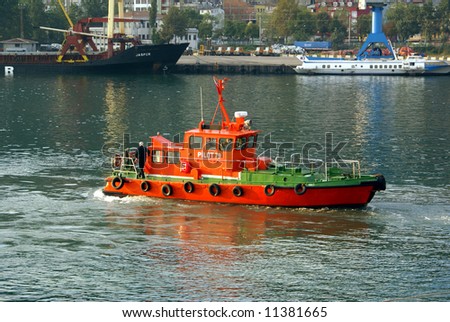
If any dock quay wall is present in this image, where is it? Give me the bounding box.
[173,55,299,75]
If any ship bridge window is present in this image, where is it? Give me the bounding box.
[167,151,180,164]
[247,135,257,148]
[219,138,233,151]
[189,136,202,149]
[235,137,247,150]
[152,150,164,163]
[206,138,217,150]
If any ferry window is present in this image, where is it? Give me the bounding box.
[206,138,217,150]
[384,65,388,69]
[389,65,392,69]
[167,151,180,164]
[399,65,403,68]
[189,136,202,149]
[370,65,373,68]
[152,150,164,163]
[219,138,233,151]
[235,137,247,150]
[322,65,326,68]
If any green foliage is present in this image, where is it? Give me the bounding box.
[198,15,214,39]
[159,7,188,43]
[80,0,108,18]
[0,0,20,40]
[356,13,371,39]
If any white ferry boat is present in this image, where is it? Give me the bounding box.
[293,0,450,76]
[294,54,450,76]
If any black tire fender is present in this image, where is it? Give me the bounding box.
[209,184,221,196]
[294,183,307,195]
[184,181,194,193]
[232,186,243,197]
[264,184,276,196]
[111,176,124,190]
[161,184,173,196]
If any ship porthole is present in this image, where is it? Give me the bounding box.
[162,184,173,196]
[294,183,307,195]
[184,181,194,193]
[112,176,124,190]
[264,184,276,196]
[232,186,243,197]
[209,184,221,197]
[141,181,151,192]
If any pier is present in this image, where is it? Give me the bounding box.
[174,55,300,74]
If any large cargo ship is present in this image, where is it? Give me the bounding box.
[1,0,188,76]
[1,42,189,75]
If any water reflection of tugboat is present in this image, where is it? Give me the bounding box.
[102,76,385,208]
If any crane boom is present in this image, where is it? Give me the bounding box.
[57,0,74,28]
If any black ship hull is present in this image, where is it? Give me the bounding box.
[1,43,189,75]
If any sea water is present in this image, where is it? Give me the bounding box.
[0,74,449,301]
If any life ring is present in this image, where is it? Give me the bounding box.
[232,186,243,197]
[209,183,221,197]
[141,181,150,192]
[294,183,307,195]
[264,184,276,196]
[184,181,194,193]
[161,184,173,196]
[111,176,124,190]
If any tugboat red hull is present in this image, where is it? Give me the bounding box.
[103,178,383,208]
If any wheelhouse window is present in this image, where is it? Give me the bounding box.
[247,135,257,148]
[167,151,180,164]
[219,138,233,151]
[206,138,217,150]
[235,137,247,150]
[189,136,202,149]
[152,150,164,163]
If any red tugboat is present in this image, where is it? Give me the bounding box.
[103,77,386,208]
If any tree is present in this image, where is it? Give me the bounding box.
[198,14,214,40]
[291,7,316,41]
[420,1,437,43]
[316,10,331,40]
[148,0,157,40]
[159,7,188,44]
[81,0,108,18]
[329,15,347,48]
[223,19,246,40]
[270,0,300,43]
[245,22,259,41]
[386,3,421,42]
[26,0,48,42]
[356,13,371,40]
[0,0,20,40]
